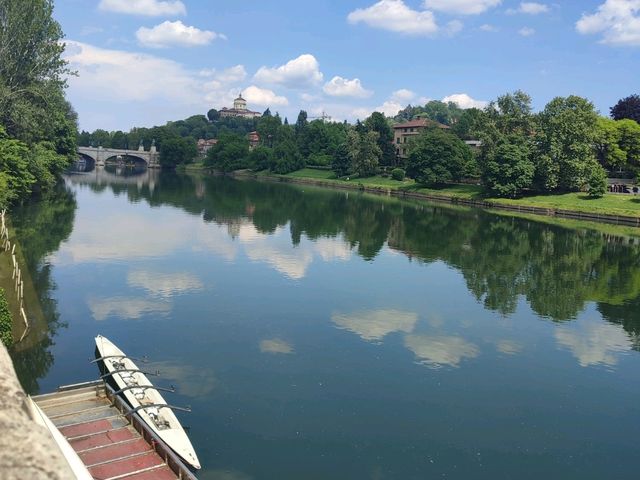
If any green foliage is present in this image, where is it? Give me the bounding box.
[307,152,332,166]
[595,117,627,170]
[332,143,351,177]
[391,168,405,181]
[159,136,197,168]
[205,134,250,172]
[406,128,472,186]
[451,108,484,140]
[482,142,534,198]
[272,139,304,174]
[0,288,12,347]
[587,164,608,198]
[0,127,35,207]
[248,146,273,171]
[535,95,599,191]
[611,94,640,123]
[346,130,381,178]
[364,112,395,166]
[395,101,463,126]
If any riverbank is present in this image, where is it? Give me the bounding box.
[227,168,640,228]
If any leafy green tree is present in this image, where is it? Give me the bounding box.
[406,128,472,186]
[205,134,249,172]
[617,119,640,172]
[595,117,626,171]
[482,142,534,197]
[587,163,608,198]
[332,142,351,177]
[207,109,220,122]
[159,136,197,168]
[0,127,34,206]
[346,130,381,178]
[611,94,640,123]
[452,108,484,140]
[248,146,273,171]
[364,112,395,166]
[534,96,599,191]
[257,114,282,147]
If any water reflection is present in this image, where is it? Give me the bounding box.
[87,295,172,321]
[127,270,204,298]
[331,309,418,343]
[555,319,632,367]
[259,338,294,355]
[404,334,480,368]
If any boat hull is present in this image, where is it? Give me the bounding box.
[94,335,201,470]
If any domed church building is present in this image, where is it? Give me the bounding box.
[219,93,262,119]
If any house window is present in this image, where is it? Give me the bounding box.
[402,148,406,155]
[396,137,401,144]
[403,137,407,143]
[404,128,408,133]
[396,148,400,155]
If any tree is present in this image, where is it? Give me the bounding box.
[346,130,381,178]
[332,142,351,177]
[0,127,34,206]
[595,117,626,171]
[257,114,282,147]
[159,136,197,168]
[406,128,472,186]
[611,94,640,123]
[482,142,534,197]
[207,109,220,122]
[205,134,249,172]
[452,108,484,140]
[534,96,600,191]
[587,163,607,198]
[364,112,395,166]
[248,146,273,171]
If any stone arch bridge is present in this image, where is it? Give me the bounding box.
[78,145,160,168]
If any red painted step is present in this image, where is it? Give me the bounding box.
[123,466,179,480]
[70,427,136,451]
[80,438,150,467]
[60,418,117,438]
[88,451,163,479]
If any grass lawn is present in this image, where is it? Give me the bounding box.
[279,170,640,218]
[491,192,640,217]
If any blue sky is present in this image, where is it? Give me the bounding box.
[54,0,640,131]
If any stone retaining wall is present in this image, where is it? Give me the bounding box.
[0,343,73,479]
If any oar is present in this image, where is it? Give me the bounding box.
[100,369,160,379]
[91,354,149,363]
[113,384,176,395]
[125,403,192,415]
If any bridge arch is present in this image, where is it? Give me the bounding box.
[103,154,148,166]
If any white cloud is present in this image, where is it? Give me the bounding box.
[127,270,204,298]
[423,0,502,15]
[332,309,418,342]
[390,89,416,102]
[253,54,323,88]
[260,339,294,354]
[518,26,536,36]
[442,93,488,109]
[64,41,200,104]
[136,21,223,48]
[480,23,499,32]
[404,334,480,368]
[98,0,186,16]
[243,85,288,106]
[323,76,373,98]
[576,0,640,46]
[347,0,439,36]
[374,100,405,117]
[555,320,632,367]
[496,340,523,355]
[506,2,550,15]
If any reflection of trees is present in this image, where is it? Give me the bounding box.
[9,186,77,393]
[73,172,640,338]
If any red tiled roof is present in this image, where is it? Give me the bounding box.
[393,118,450,129]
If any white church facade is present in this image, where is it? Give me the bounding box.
[219,94,262,119]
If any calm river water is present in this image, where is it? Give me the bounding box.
[9,167,640,479]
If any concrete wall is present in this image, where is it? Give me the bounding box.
[0,343,74,479]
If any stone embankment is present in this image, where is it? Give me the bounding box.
[0,343,73,479]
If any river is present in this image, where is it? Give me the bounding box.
[8,166,640,479]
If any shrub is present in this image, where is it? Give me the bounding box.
[391,168,405,181]
[587,164,608,198]
[0,288,13,347]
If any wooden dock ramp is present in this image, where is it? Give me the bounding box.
[33,381,198,480]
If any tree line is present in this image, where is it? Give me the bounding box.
[0,0,78,209]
